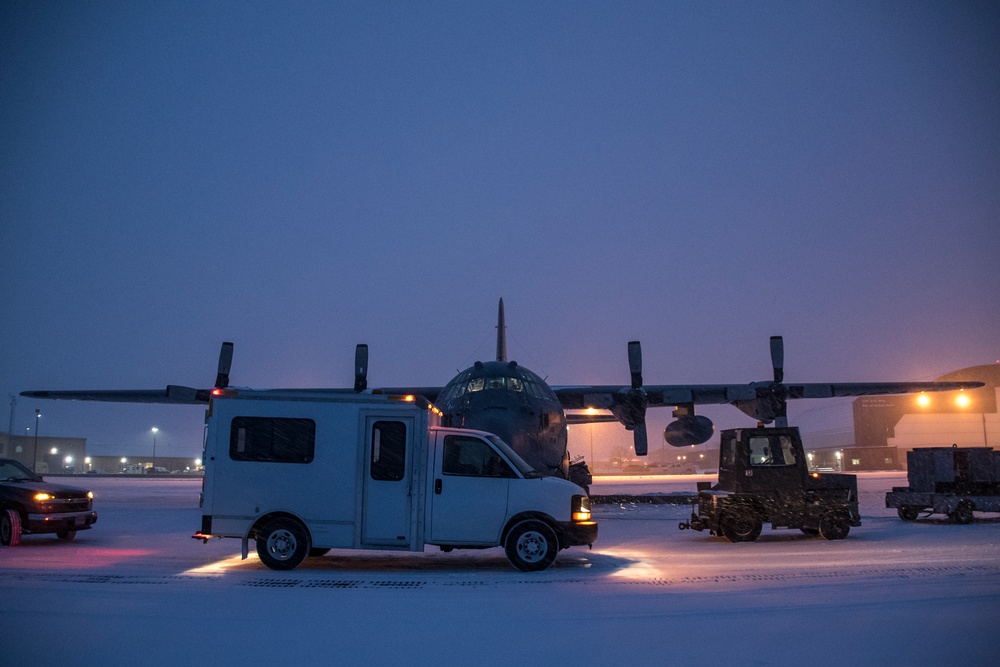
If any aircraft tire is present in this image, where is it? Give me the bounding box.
[505,520,558,572]
[255,517,310,570]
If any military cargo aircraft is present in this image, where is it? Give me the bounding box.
[22,299,982,487]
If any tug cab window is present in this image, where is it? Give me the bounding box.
[442,436,514,478]
[749,435,797,466]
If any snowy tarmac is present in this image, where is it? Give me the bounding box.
[2,473,998,666]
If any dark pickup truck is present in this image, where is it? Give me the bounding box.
[0,458,98,546]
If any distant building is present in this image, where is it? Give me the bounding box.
[853,363,1000,455]
[0,433,88,473]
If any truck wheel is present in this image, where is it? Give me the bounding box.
[720,508,762,543]
[949,501,975,525]
[1,509,22,547]
[897,506,920,522]
[505,520,559,572]
[819,511,851,540]
[255,518,310,570]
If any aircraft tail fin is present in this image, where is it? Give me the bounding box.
[496,298,507,362]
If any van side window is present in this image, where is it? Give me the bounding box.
[230,417,315,463]
[371,421,407,481]
[443,436,514,478]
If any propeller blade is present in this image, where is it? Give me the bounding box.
[770,336,784,384]
[215,342,234,389]
[354,344,369,393]
[628,340,643,389]
[633,420,648,457]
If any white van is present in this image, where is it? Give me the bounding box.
[195,390,597,571]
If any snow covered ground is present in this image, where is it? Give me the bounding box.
[2,473,998,666]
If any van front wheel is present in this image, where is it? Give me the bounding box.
[256,518,310,570]
[505,520,558,572]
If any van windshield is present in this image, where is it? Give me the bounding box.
[485,435,542,478]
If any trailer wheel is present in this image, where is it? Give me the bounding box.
[949,501,975,525]
[255,518,310,570]
[819,511,851,540]
[897,506,920,522]
[720,508,762,543]
[504,520,558,572]
[1,509,22,547]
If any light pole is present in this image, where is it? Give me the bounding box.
[151,427,158,471]
[33,409,40,471]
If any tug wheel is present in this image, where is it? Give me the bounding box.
[720,508,762,543]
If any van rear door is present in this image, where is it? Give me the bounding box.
[429,433,512,545]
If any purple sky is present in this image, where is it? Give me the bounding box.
[2,2,998,459]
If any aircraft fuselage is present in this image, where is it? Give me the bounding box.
[436,360,568,476]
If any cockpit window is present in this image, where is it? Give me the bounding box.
[466,376,524,392]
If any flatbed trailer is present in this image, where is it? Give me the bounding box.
[886,446,1000,523]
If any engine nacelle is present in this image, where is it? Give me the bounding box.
[664,415,714,447]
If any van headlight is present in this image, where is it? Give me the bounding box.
[572,494,591,523]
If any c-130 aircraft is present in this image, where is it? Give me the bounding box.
[23,299,982,488]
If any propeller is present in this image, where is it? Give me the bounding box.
[214,342,234,390]
[354,344,369,393]
[770,335,783,383]
[733,336,790,427]
[625,341,649,456]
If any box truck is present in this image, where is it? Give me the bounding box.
[195,390,597,571]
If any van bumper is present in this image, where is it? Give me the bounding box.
[557,520,598,547]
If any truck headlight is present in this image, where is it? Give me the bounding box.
[572,495,591,522]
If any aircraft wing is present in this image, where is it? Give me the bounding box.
[20,386,206,404]
[554,381,984,410]
[372,387,445,402]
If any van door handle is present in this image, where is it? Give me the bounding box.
[435,479,442,494]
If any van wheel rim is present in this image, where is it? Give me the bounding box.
[516,531,548,563]
[266,529,297,560]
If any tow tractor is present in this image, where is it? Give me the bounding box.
[679,426,860,541]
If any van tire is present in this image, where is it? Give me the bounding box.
[504,520,558,572]
[256,518,310,570]
[1,509,22,547]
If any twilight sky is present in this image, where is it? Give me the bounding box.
[2,1,998,460]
